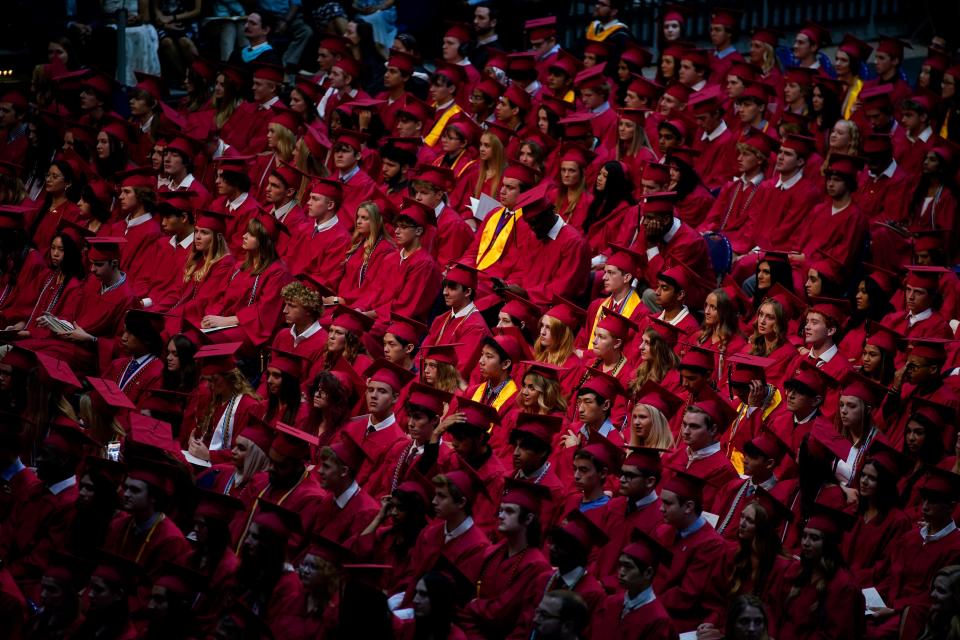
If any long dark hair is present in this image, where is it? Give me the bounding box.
[52,231,85,282]
[584,161,635,235]
[265,369,301,425]
[68,469,118,559]
[390,487,429,556]
[308,371,359,432]
[162,335,199,392]
[858,459,900,515]
[813,83,842,134]
[666,156,702,198]
[94,131,128,181]
[241,217,279,275]
[753,259,794,312]
[412,572,458,640]
[78,184,113,224]
[785,525,847,630]
[729,501,786,597]
[849,277,895,329]
[909,149,960,213]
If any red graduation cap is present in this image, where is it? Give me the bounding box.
[303,534,355,566]
[863,321,902,354]
[909,397,955,434]
[396,94,435,123]
[544,295,585,330]
[557,142,596,167]
[501,83,532,113]
[622,526,673,568]
[784,66,818,87]
[444,20,472,43]
[386,48,418,75]
[919,466,960,499]
[743,430,788,461]
[907,338,952,363]
[194,342,242,376]
[154,561,207,596]
[662,80,692,102]
[627,74,663,99]
[875,36,911,60]
[606,243,643,276]
[662,468,707,503]
[524,16,557,41]
[728,61,759,82]
[784,358,834,397]
[500,476,551,512]
[484,48,510,72]
[444,262,478,290]
[555,508,610,550]
[780,133,816,158]
[127,413,180,458]
[865,435,908,476]
[596,307,637,342]
[548,49,583,78]
[825,153,865,177]
[623,446,665,474]
[420,343,462,366]
[240,414,276,455]
[728,353,775,385]
[432,60,467,87]
[640,191,678,215]
[510,411,563,447]
[438,468,482,504]
[364,358,415,392]
[657,262,699,293]
[86,376,136,410]
[330,304,375,334]
[678,48,710,68]
[412,164,454,191]
[271,421,318,460]
[905,265,948,290]
[82,456,127,487]
[807,296,851,327]
[266,348,308,378]
[332,55,360,80]
[397,197,437,228]
[307,176,342,200]
[501,292,542,331]
[253,63,284,84]
[738,80,774,104]
[332,128,368,153]
[634,380,684,420]
[134,71,166,101]
[1,345,37,371]
[558,112,594,139]
[34,353,81,389]
[194,209,229,235]
[86,236,127,262]
[451,396,500,435]
[862,132,893,154]
[385,312,428,344]
[838,33,873,62]
[482,332,525,366]
[318,34,352,58]
[579,431,625,473]
[689,88,724,116]
[678,343,716,372]
[405,382,453,416]
[294,78,324,105]
[574,64,609,91]
[327,428,368,471]
[620,43,653,69]
[641,161,672,184]
[579,367,625,402]
[798,21,830,47]
[688,386,737,432]
[92,550,143,588]
[617,107,649,126]
[116,165,156,190]
[303,126,332,158]
[474,76,505,103]
[126,456,177,495]
[839,370,887,407]
[44,418,96,457]
[253,499,303,539]
[805,501,855,538]
[710,6,741,27]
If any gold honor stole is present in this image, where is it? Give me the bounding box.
[587,291,643,346]
[476,206,522,270]
[471,379,519,414]
[728,389,782,475]
[587,21,627,42]
[424,104,463,147]
[842,77,864,120]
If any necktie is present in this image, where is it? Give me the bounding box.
[119,358,139,388]
[340,176,347,183]
[365,424,376,436]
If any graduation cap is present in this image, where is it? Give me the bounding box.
[627,74,663,99]
[127,413,180,458]
[500,477,551,512]
[45,551,93,589]
[797,21,830,47]
[547,48,583,78]
[740,126,780,156]
[640,191,678,215]
[253,499,303,540]
[306,176,342,202]
[450,397,500,436]
[126,455,178,495]
[396,197,437,228]
[622,525,672,568]
[44,418,95,457]
[905,265,948,290]
[864,435,908,476]
[303,126,332,158]
[524,16,557,41]
[689,88,725,116]
[780,133,816,158]
[252,63,284,84]
[752,485,793,526]
[688,386,737,433]
[34,352,81,389]
[194,488,244,522]
[727,353,774,386]
[622,446,665,474]
[863,321,902,354]
[154,561,207,597]
[92,549,143,588]
[420,343,462,366]
[544,295,586,330]
[100,113,133,145]
[86,376,136,411]
[907,337,952,363]
[825,153,865,178]
[395,474,433,508]
[620,43,653,70]
[318,33,353,58]
[331,54,360,80]
[765,283,805,321]
[194,209,229,235]
[431,554,477,607]
[325,428,368,472]
[432,60,468,87]
[405,382,453,416]
[875,36,911,60]
[86,236,126,262]
[807,296,851,327]
[807,421,852,462]
[839,370,887,408]
[271,421,318,460]
[386,48,418,75]
[444,262,478,290]
[520,360,565,382]
[500,292,542,331]
[805,501,855,538]
[437,468,482,504]
[385,312,427,345]
[412,164,454,192]
[578,433,625,473]
[481,332,525,366]
[678,48,710,68]
[265,348,308,379]
[919,466,960,501]
[579,367,625,403]
[234,414,274,456]
[330,304,375,335]
[862,132,894,154]
[634,379,684,419]
[678,344,716,372]
[194,342,241,376]
[742,430,788,462]
[304,534,355,567]
[908,396,955,434]
[364,358,415,392]
[510,412,564,448]
[784,359,834,397]
[662,468,707,504]
[552,508,609,551]
[80,455,125,489]
[395,94,435,123]
[501,83,532,113]
[596,307,637,342]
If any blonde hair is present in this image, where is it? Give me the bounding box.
[521,371,568,414]
[427,360,464,395]
[473,132,505,199]
[183,230,229,283]
[553,162,586,219]
[632,402,675,449]
[348,200,386,259]
[755,41,779,75]
[79,393,125,447]
[198,369,259,439]
[628,328,680,395]
[821,119,861,174]
[534,315,576,366]
[269,123,296,162]
[617,118,653,160]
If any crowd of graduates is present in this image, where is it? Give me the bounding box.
[0,1,959,639]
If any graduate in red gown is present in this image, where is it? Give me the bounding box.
[109,167,164,299]
[591,527,678,640]
[855,133,912,226]
[208,155,263,256]
[331,129,378,229]
[713,431,787,541]
[410,164,473,270]
[423,263,491,379]
[337,200,398,314]
[690,89,739,191]
[232,423,327,560]
[312,431,380,544]
[104,457,192,588]
[141,191,199,312]
[653,469,727,633]
[284,178,351,290]
[775,502,866,640]
[381,199,443,325]
[401,470,491,604]
[219,64,286,155]
[103,310,165,410]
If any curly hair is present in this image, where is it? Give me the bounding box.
[280,281,322,315]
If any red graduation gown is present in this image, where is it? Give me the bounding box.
[843,506,913,587]
[674,184,716,229]
[893,127,937,176]
[510,568,605,640]
[593,494,664,586]
[231,469,327,559]
[629,220,716,309]
[459,542,552,640]
[874,525,960,611]
[4,268,84,330]
[340,416,408,488]
[0,483,77,584]
[653,521,727,633]
[513,221,591,308]
[311,483,380,545]
[425,205,474,272]
[283,218,351,290]
[801,201,868,269]
[209,260,293,349]
[110,216,163,298]
[423,306,491,379]
[337,239,398,312]
[183,393,260,464]
[698,177,770,254]
[167,255,237,328]
[775,564,865,640]
[105,355,164,410]
[661,448,739,514]
[380,247,442,325]
[694,124,739,192]
[445,451,507,540]
[210,193,261,255]
[220,100,276,155]
[338,169,377,229]
[853,163,912,224]
[590,593,678,640]
[31,200,82,255]
[141,234,195,312]
[104,512,191,583]
[403,519,491,604]
[752,175,821,251]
